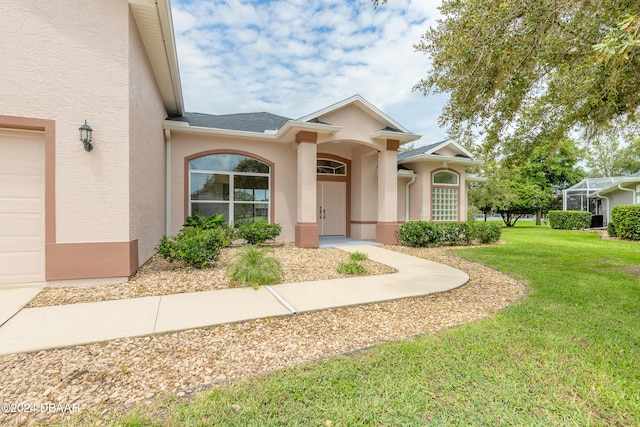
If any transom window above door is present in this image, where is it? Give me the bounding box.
[317,158,347,175]
[189,154,270,225]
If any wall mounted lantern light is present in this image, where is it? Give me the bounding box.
[79,120,93,152]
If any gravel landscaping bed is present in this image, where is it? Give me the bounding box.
[27,244,396,308]
[0,245,526,426]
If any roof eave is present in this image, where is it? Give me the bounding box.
[370,130,421,143]
[130,0,184,117]
[398,154,482,166]
[162,119,341,141]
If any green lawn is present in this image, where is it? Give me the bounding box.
[82,226,640,426]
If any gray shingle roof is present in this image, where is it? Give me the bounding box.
[167,112,292,133]
[397,140,446,161]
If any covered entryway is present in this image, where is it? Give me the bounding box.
[0,128,45,285]
[317,181,346,236]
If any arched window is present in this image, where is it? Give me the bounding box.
[317,158,347,175]
[433,170,459,186]
[432,170,460,221]
[189,154,270,224]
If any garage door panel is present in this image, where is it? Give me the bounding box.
[0,174,44,200]
[0,128,45,285]
[0,214,44,238]
[0,251,44,284]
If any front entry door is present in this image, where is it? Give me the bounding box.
[317,181,346,236]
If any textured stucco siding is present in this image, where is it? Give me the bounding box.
[128,11,169,265]
[0,0,131,243]
[168,133,297,242]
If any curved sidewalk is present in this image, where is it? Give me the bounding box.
[0,246,468,356]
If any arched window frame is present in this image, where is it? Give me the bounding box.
[187,152,272,225]
[431,169,460,221]
[317,158,347,176]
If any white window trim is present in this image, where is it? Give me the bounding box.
[189,159,271,225]
[317,158,347,176]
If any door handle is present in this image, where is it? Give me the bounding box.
[323,208,326,219]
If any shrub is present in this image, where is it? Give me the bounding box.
[547,210,592,230]
[337,260,366,275]
[472,221,503,243]
[397,221,442,247]
[607,221,617,238]
[611,205,640,240]
[438,222,475,245]
[156,226,225,268]
[349,251,368,261]
[183,212,226,229]
[236,221,281,245]
[226,245,283,290]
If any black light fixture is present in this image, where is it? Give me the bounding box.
[79,120,93,152]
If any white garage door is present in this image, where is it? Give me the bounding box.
[0,128,45,285]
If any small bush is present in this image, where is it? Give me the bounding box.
[611,205,640,240]
[337,260,366,275]
[183,212,226,229]
[547,210,592,230]
[472,221,503,244]
[236,221,281,245]
[439,222,475,245]
[156,227,225,268]
[397,221,442,247]
[226,245,283,290]
[350,251,368,261]
[607,221,617,238]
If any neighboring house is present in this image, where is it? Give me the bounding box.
[562,172,640,226]
[0,0,480,287]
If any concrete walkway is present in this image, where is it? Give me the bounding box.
[0,246,468,356]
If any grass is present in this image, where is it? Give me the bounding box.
[71,225,640,426]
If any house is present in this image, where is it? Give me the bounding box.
[0,0,480,287]
[562,172,640,226]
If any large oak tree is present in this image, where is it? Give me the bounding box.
[377,1,640,155]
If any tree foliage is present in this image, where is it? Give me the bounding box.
[409,0,640,155]
[586,134,640,177]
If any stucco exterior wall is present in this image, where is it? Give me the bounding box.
[128,11,169,265]
[168,133,297,241]
[318,106,386,150]
[0,0,131,244]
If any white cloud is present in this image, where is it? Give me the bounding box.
[171,0,449,144]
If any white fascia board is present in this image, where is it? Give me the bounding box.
[466,173,487,182]
[279,120,342,135]
[398,154,483,166]
[427,139,474,158]
[156,0,185,116]
[370,130,421,143]
[298,94,412,133]
[397,169,417,177]
[162,119,341,141]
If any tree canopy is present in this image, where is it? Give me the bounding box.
[408,1,640,155]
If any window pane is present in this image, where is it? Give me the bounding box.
[191,173,229,200]
[191,202,229,223]
[433,171,458,185]
[190,154,269,173]
[317,159,347,175]
[234,175,269,201]
[432,187,458,221]
[234,203,269,224]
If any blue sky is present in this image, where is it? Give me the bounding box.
[171,0,448,145]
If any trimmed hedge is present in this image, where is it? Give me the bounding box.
[397,221,502,247]
[547,210,592,230]
[473,221,503,244]
[607,221,617,238]
[611,205,640,240]
[235,221,282,245]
